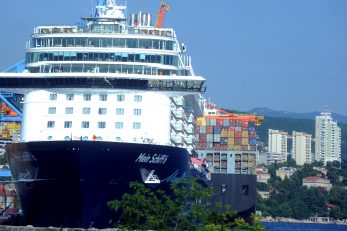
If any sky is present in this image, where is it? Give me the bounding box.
[0,0,346,116]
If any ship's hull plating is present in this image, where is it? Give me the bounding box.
[209,173,256,221]
[6,141,190,228]
[6,141,256,228]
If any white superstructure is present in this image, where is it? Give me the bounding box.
[315,111,341,164]
[0,0,205,152]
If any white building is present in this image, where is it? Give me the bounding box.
[315,111,341,164]
[268,129,288,163]
[276,167,297,180]
[292,131,312,165]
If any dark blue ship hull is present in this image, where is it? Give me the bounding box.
[5,141,190,228]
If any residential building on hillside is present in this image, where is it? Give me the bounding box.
[292,131,312,165]
[258,190,271,200]
[268,129,288,163]
[276,167,297,180]
[302,176,332,191]
[315,111,341,164]
[256,167,271,183]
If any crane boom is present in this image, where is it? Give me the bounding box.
[156,2,169,28]
[205,103,264,126]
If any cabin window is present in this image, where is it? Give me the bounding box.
[64,121,72,128]
[81,121,90,128]
[133,109,141,116]
[66,94,74,101]
[134,95,142,102]
[48,107,56,114]
[65,107,73,114]
[99,94,107,101]
[49,94,57,101]
[98,122,106,129]
[98,108,107,115]
[83,94,91,101]
[82,107,91,115]
[133,122,141,129]
[47,121,55,128]
[117,94,125,101]
[116,108,124,115]
[115,122,123,129]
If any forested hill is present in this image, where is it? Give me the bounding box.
[223,109,347,161]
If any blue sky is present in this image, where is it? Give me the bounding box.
[1,0,346,116]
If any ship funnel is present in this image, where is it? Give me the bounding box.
[141,13,152,26]
[130,12,152,26]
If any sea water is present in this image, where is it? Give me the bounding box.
[263,222,347,231]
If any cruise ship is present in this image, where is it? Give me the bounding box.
[0,0,258,228]
[0,0,205,228]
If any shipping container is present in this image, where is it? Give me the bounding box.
[242,145,249,151]
[248,127,255,132]
[210,119,216,126]
[216,119,223,126]
[249,131,256,138]
[195,126,200,133]
[235,131,242,138]
[200,134,207,142]
[199,126,206,133]
[223,119,229,126]
[221,137,228,144]
[242,131,249,138]
[227,130,235,137]
[227,145,234,151]
[235,120,242,127]
[213,134,221,142]
[214,126,221,134]
[207,126,213,134]
[213,143,221,149]
[241,121,248,127]
[229,120,236,127]
[242,127,248,131]
[206,134,213,142]
[234,145,242,150]
[234,137,242,145]
[221,129,228,137]
[242,137,249,145]
[249,138,256,146]
[220,144,227,150]
[227,137,234,145]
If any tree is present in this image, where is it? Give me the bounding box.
[108,177,265,230]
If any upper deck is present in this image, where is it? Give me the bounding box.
[33,25,176,39]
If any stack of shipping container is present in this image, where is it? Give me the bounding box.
[195,117,257,174]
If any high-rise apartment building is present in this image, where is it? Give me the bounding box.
[315,111,341,164]
[268,129,288,163]
[292,131,312,165]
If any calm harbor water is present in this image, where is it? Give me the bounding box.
[263,222,347,231]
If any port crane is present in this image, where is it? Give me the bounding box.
[156,2,169,28]
[0,94,22,139]
[204,103,264,126]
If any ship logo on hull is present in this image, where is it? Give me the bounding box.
[145,170,161,184]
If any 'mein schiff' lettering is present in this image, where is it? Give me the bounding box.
[135,153,168,164]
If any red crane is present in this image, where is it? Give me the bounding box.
[205,103,264,126]
[156,2,169,28]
